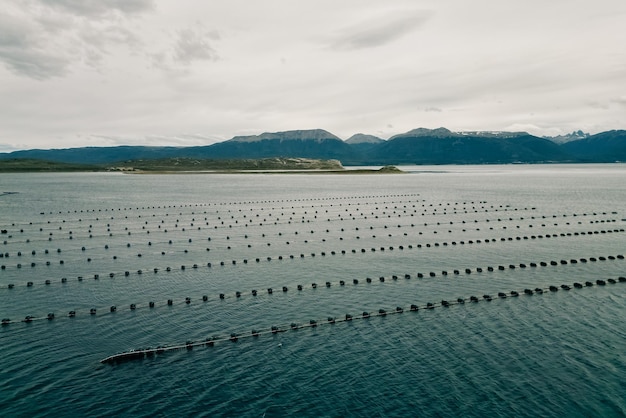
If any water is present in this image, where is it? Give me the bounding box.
[0,165,625,417]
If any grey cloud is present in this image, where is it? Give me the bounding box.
[587,101,610,110]
[0,2,149,79]
[173,27,220,64]
[0,47,69,79]
[611,96,626,107]
[38,0,154,18]
[424,106,442,112]
[0,12,71,79]
[79,24,143,60]
[330,10,432,50]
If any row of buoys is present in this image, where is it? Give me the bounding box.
[4,218,619,261]
[98,276,626,364]
[14,200,601,235]
[3,254,624,322]
[15,207,616,251]
[3,220,623,261]
[1,223,623,278]
[4,214,618,243]
[27,194,424,222]
[7,208,614,240]
[1,245,624,289]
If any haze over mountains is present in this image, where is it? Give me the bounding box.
[1,128,625,165]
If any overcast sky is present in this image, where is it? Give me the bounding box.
[1,0,625,151]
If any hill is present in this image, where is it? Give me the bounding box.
[560,130,626,162]
[362,128,568,164]
[1,127,625,166]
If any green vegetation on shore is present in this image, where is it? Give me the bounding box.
[0,157,404,174]
[0,159,100,172]
[116,157,344,172]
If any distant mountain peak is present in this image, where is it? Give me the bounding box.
[460,131,531,138]
[229,129,341,143]
[545,130,590,144]
[389,127,460,140]
[345,133,384,144]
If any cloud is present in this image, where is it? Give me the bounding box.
[0,11,71,79]
[0,1,152,79]
[611,96,626,107]
[424,106,442,112]
[173,27,220,64]
[329,10,432,50]
[149,25,220,73]
[39,0,154,18]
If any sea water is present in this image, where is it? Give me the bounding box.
[0,164,625,417]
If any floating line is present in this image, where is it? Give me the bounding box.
[1,253,624,324]
[98,276,626,364]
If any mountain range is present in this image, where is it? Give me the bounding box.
[1,128,625,165]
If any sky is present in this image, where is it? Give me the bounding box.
[1,0,625,152]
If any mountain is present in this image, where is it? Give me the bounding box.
[345,134,385,145]
[188,129,356,161]
[362,128,568,164]
[1,127,625,165]
[0,146,181,164]
[546,130,590,144]
[560,130,626,162]
[345,133,385,157]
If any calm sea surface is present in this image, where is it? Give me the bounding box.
[1,164,625,417]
